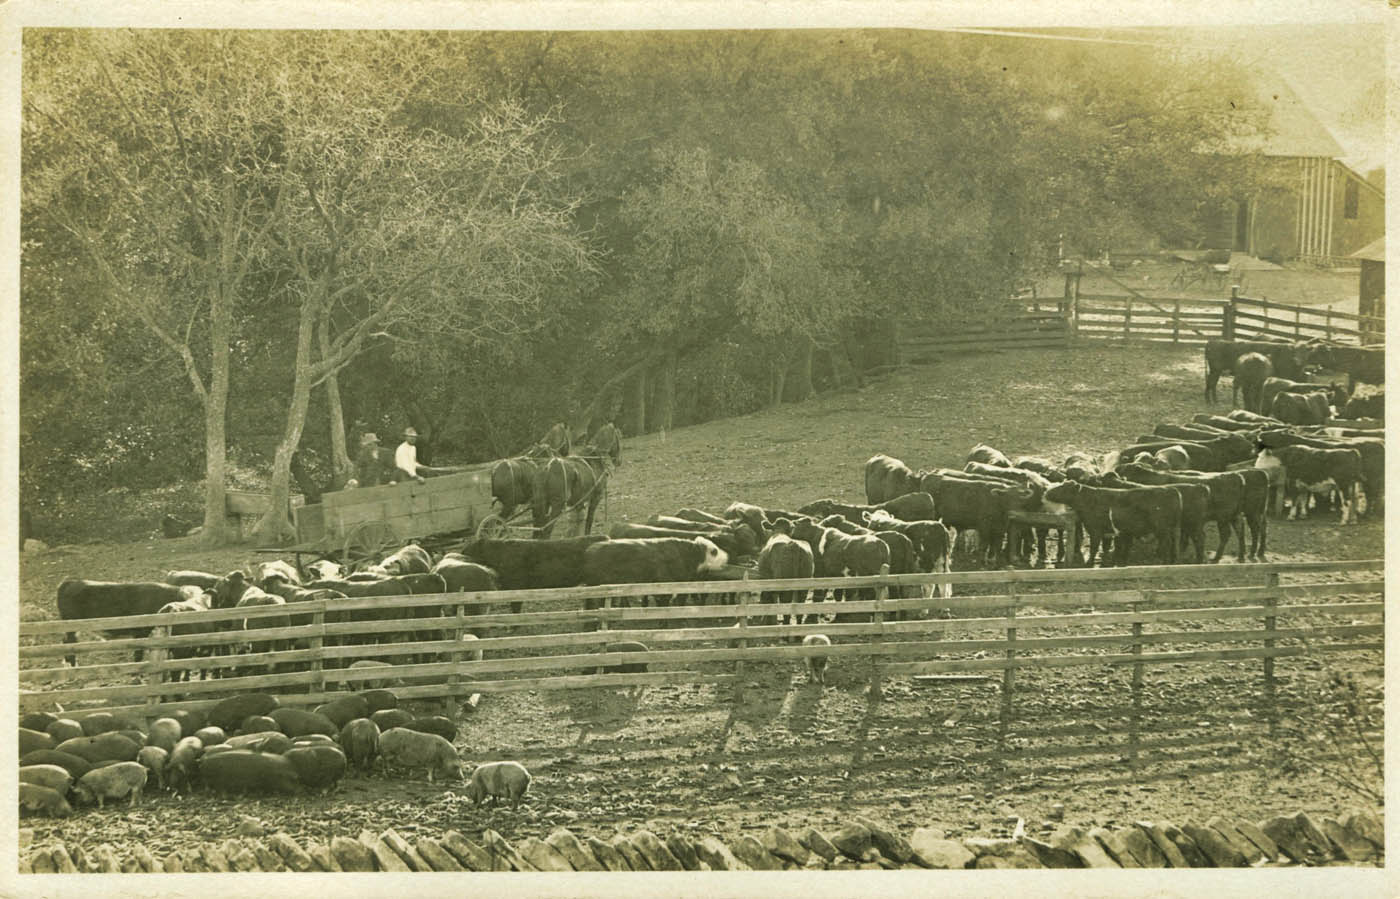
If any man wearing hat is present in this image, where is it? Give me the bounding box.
[394,427,431,484]
[351,432,389,488]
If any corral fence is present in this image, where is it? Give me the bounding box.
[897,287,1382,362]
[20,560,1381,735]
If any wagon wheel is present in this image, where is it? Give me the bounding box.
[343,521,399,564]
[476,514,508,540]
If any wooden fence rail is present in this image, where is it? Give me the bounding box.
[20,560,1382,721]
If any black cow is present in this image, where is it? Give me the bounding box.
[609,522,758,559]
[1117,464,1246,562]
[1270,390,1331,425]
[864,454,922,505]
[788,518,891,620]
[431,558,499,594]
[756,531,815,625]
[1341,386,1383,420]
[1261,377,1347,418]
[1255,445,1364,524]
[457,535,607,613]
[1152,423,1230,442]
[1256,430,1383,516]
[55,580,207,665]
[967,443,1012,467]
[1043,481,1182,566]
[581,537,729,610]
[1235,353,1274,414]
[867,510,953,594]
[876,492,937,522]
[917,472,1037,567]
[1204,338,1309,404]
[1313,344,1384,391]
[797,498,873,523]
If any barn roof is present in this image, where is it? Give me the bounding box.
[1218,74,1347,159]
[1350,236,1384,262]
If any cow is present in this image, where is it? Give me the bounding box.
[376,544,433,576]
[1234,352,1274,414]
[1151,446,1192,471]
[756,529,815,626]
[581,537,729,610]
[1255,445,1364,524]
[788,517,891,619]
[876,491,937,522]
[1012,457,1066,481]
[1270,390,1331,426]
[253,560,301,589]
[1341,385,1383,420]
[457,535,607,613]
[867,510,953,596]
[608,521,758,560]
[153,592,221,684]
[1117,463,1246,563]
[1256,429,1383,517]
[164,570,222,590]
[1261,377,1347,418]
[1152,423,1230,442]
[675,508,729,526]
[431,558,499,594]
[864,454,922,505]
[1312,343,1384,392]
[967,443,1012,467]
[917,472,1037,567]
[304,559,343,582]
[1043,481,1182,567]
[797,498,872,523]
[56,581,203,667]
[1204,338,1310,404]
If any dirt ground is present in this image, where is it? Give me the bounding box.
[18,343,1384,856]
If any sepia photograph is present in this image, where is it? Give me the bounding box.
[7,1,1390,892]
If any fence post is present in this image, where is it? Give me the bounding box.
[1128,591,1149,769]
[148,625,170,706]
[1001,590,1018,713]
[1123,297,1132,340]
[444,602,464,714]
[1225,287,1237,339]
[309,607,325,701]
[869,565,889,702]
[1294,303,1301,339]
[1324,306,1333,342]
[733,591,749,707]
[1172,297,1181,345]
[1262,570,1280,736]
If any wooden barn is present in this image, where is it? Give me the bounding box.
[1213,76,1384,264]
[1351,235,1384,344]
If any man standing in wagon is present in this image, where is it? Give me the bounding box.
[395,427,459,483]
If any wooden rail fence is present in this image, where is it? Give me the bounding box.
[19,560,1381,723]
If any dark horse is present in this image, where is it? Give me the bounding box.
[490,443,556,522]
[533,445,609,539]
[589,422,623,468]
[541,422,572,456]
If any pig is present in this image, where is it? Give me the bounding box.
[347,660,397,690]
[74,761,147,807]
[137,746,169,789]
[240,715,279,735]
[193,726,227,746]
[460,632,483,663]
[593,641,649,674]
[226,732,294,754]
[78,711,119,736]
[169,708,208,738]
[44,718,84,744]
[359,689,398,713]
[19,764,74,795]
[147,718,183,753]
[377,728,462,782]
[198,749,301,796]
[284,744,348,790]
[339,719,380,771]
[403,716,457,742]
[19,783,73,818]
[290,734,337,747]
[20,712,58,732]
[464,761,532,809]
[167,737,203,789]
[55,733,141,765]
[270,708,338,739]
[19,728,54,756]
[314,695,370,730]
[20,750,91,780]
[370,709,414,731]
[803,634,832,686]
[208,693,280,730]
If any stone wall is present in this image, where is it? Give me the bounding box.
[19,808,1383,873]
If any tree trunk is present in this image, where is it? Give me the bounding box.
[656,348,676,433]
[324,372,352,480]
[200,287,232,546]
[253,303,318,546]
[786,337,814,402]
[627,367,648,437]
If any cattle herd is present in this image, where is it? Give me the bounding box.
[19,688,533,818]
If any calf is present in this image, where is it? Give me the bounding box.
[864,454,922,504]
[967,443,1012,467]
[1257,430,1383,517]
[1255,445,1363,524]
[1117,464,1244,562]
[55,580,200,666]
[867,510,953,596]
[1313,343,1384,391]
[797,498,872,524]
[917,472,1036,567]
[581,537,728,609]
[1152,446,1192,470]
[609,521,758,559]
[1234,352,1274,413]
[1204,338,1309,404]
[756,531,815,625]
[457,535,607,613]
[875,491,937,521]
[789,518,890,620]
[1261,377,1347,418]
[1270,390,1331,426]
[376,544,433,576]
[1043,481,1181,566]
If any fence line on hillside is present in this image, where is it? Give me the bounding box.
[20,560,1381,723]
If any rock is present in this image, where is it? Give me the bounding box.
[1092,827,1142,867]
[330,835,376,872]
[909,829,975,869]
[975,855,1014,868]
[1208,816,1264,865]
[1134,822,1188,867]
[963,837,1020,858]
[610,833,650,871]
[50,844,78,873]
[1118,827,1166,867]
[830,822,873,860]
[1048,803,1065,821]
[666,833,702,871]
[761,827,810,866]
[1293,813,1337,861]
[518,837,575,872]
[1181,822,1248,868]
[132,844,161,873]
[416,837,464,872]
[1321,817,1378,862]
[798,827,838,863]
[730,835,782,871]
[306,842,340,872]
[226,843,260,872]
[1232,820,1279,862]
[236,814,267,837]
[179,849,208,873]
[976,846,1042,868]
[1159,822,1210,868]
[381,829,428,872]
[483,829,536,872]
[854,817,913,863]
[1339,810,1384,850]
[200,843,231,873]
[163,852,184,873]
[30,850,56,874]
[358,831,409,872]
[268,832,316,872]
[440,831,493,872]
[1050,826,1119,868]
[694,835,749,871]
[250,841,286,872]
[1018,836,1082,868]
[586,836,631,871]
[631,830,683,871]
[1259,815,1315,864]
[546,829,603,872]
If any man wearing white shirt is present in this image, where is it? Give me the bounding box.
[395,427,429,484]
